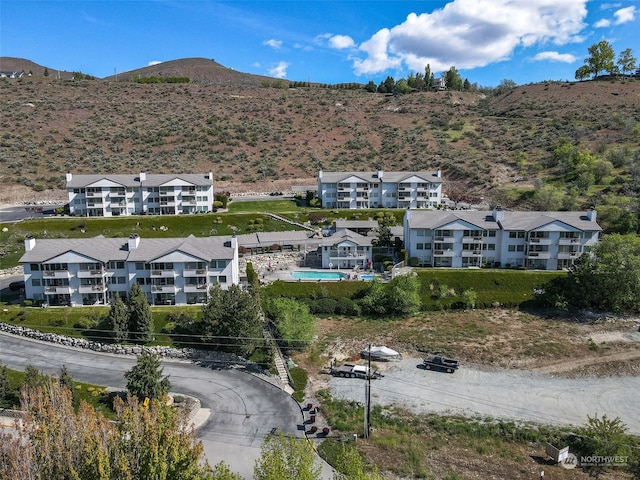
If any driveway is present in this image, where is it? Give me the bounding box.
[329,356,640,434]
[0,333,308,480]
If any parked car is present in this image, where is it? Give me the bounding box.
[329,363,383,379]
[423,355,459,373]
[9,280,25,291]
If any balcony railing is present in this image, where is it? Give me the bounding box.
[44,286,72,294]
[183,268,207,277]
[152,285,177,293]
[184,284,208,292]
[151,269,176,278]
[77,269,104,278]
[43,270,70,279]
[328,250,367,258]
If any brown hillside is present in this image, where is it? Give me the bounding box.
[0,63,639,206]
[0,57,75,79]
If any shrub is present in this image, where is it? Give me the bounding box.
[408,257,419,267]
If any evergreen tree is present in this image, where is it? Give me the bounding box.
[444,66,463,91]
[0,363,10,406]
[124,351,171,401]
[107,293,129,342]
[127,283,152,342]
[57,365,74,392]
[200,284,263,356]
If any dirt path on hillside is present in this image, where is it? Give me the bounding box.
[532,348,640,375]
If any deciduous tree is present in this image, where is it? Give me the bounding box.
[584,40,615,79]
[254,430,321,480]
[575,415,633,479]
[617,48,637,76]
[263,297,315,349]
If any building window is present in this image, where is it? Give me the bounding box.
[483,230,496,237]
[30,264,40,271]
[417,243,424,250]
[32,279,41,287]
[509,231,526,239]
[417,229,425,237]
[219,276,227,283]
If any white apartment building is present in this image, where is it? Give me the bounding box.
[319,229,374,269]
[317,170,443,209]
[66,172,214,216]
[404,208,601,270]
[20,234,239,306]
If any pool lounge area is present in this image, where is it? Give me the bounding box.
[282,269,377,282]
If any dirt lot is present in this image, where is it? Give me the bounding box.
[297,310,640,479]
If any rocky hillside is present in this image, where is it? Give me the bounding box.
[1,57,639,212]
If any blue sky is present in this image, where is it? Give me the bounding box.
[1,0,638,87]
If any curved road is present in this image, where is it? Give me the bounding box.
[0,333,304,480]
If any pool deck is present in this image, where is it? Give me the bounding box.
[265,267,377,283]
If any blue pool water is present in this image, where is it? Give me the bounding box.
[360,275,375,280]
[291,271,346,280]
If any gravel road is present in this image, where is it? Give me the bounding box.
[328,357,640,434]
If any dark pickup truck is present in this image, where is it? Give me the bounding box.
[423,355,459,373]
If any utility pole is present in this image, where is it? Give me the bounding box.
[364,343,371,438]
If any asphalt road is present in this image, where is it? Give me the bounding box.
[0,204,66,223]
[329,356,640,435]
[0,333,308,480]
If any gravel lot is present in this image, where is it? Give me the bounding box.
[328,356,640,434]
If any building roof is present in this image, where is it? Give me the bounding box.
[406,210,602,232]
[335,220,378,229]
[66,173,213,188]
[321,228,373,247]
[236,231,313,248]
[319,170,443,184]
[20,235,234,264]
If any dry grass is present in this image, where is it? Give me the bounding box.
[1,59,639,207]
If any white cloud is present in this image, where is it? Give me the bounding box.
[269,61,289,78]
[263,39,282,49]
[148,61,163,66]
[594,18,612,28]
[350,0,588,75]
[532,51,577,63]
[328,34,355,49]
[613,6,635,24]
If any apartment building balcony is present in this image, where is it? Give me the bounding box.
[183,269,207,277]
[337,201,352,209]
[181,200,197,206]
[87,202,104,208]
[528,238,551,245]
[151,269,176,278]
[184,283,209,293]
[45,286,72,295]
[557,251,580,259]
[160,200,176,207]
[559,238,582,245]
[328,250,367,258]
[527,251,551,259]
[152,285,177,293]
[337,186,352,192]
[461,250,483,257]
[462,237,483,243]
[77,269,105,278]
[434,236,455,242]
[355,187,370,193]
[42,270,71,279]
[182,189,197,195]
[85,191,102,198]
[433,249,455,257]
[398,186,414,192]
[79,284,107,294]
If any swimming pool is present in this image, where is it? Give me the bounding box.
[360,275,375,280]
[291,271,347,280]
